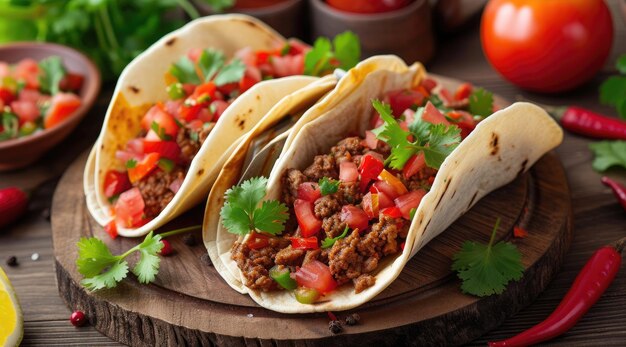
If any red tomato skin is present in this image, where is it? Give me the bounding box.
[290,236,319,250]
[103,170,132,198]
[0,88,16,104]
[44,93,81,129]
[247,232,270,250]
[294,199,322,237]
[114,187,145,228]
[394,189,426,220]
[143,140,180,161]
[327,0,413,14]
[481,0,613,93]
[339,161,359,183]
[128,152,160,184]
[422,101,450,125]
[295,260,337,294]
[402,153,426,179]
[297,182,322,202]
[340,205,369,231]
[11,100,40,123]
[387,89,425,117]
[105,221,118,239]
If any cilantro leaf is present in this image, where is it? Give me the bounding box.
[321,226,349,249]
[132,232,163,284]
[422,124,461,169]
[452,218,524,297]
[213,58,246,86]
[126,158,137,169]
[428,95,449,111]
[220,177,288,236]
[39,56,66,95]
[589,141,626,171]
[76,237,120,278]
[253,200,289,235]
[372,100,415,169]
[304,37,332,76]
[81,261,129,291]
[204,0,235,12]
[599,76,626,119]
[198,49,225,82]
[151,120,172,141]
[617,54,626,74]
[468,88,494,117]
[332,31,360,71]
[170,56,201,85]
[319,177,340,196]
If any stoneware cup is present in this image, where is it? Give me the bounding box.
[309,0,435,64]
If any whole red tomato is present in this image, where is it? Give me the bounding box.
[481,0,613,93]
[326,0,414,14]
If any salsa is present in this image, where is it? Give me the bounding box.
[0,57,83,141]
[105,41,311,229]
[229,79,493,301]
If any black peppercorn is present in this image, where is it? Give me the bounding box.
[345,313,360,326]
[329,320,342,334]
[6,256,18,267]
[183,234,197,247]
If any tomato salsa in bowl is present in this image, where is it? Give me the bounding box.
[0,42,100,171]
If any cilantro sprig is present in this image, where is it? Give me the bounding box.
[169,48,246,87]
[599,54,626,119]
[304,31,360,77]
[371,100,461,170]
[451,218,524,297]
[321,226,350,249]
[39,56,67,95]
[589,141,626,171]
[76,225,201,291]
[468,87,494,117]
[220,177,289,236]
[319,177,340,196]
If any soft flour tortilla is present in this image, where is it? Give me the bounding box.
[84,14,334,237]
[205,55,563,313]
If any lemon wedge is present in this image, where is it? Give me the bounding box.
[0,266,23,347]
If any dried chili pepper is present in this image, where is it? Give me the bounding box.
[601,177,626,211]
[488,237,625,347]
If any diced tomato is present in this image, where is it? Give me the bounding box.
[103,170,132,198]
[17,88,39,102]
[114,187,145,228]
[394,189,426,220]
[339,161,358,183]
[290,236,319,250]
[150,106,179,137]
[182,83,196,96]
[340,205,369,231]
[294,260,337,294]
[238,75,257,94]
[14,58,40,89]
[0,62,9,78]
[359,152,384,183]
[370,111,384,129]
[217,82,238,97]
[104,220,118,239]
[255,50,273,65]
[177,103,203,122]
[402,153,426,179]
[271,54,304,77]
[294,199,322,237]
[141,105,163,131]
[186,119,204,131]
[247,232,270,250]
[422,101,450,125]
[235,47,257,66]
[192,82,217,102]
[286,40,309,55]
[454,83,472,101]
[363,130,378,149]
[439,88,454,105]
[210,99,229,122]
[447,110,476,138]
[115,150,141,163]
[44,93,81,129]
[371,180,400,199]
[378,169,408,196]
[0,88,15,104]
[297,182,321,202]
[187,48,203,63]
[127,152,160,183]
[370,185,394,209]
[420,78,437,93]
[11,100,39,123]
[164,100,182,119]
[143,140,180,161]
[169,178,183,194]
[59,73,84,92]
[362,192,379,219]
[381,206,403,218]
[387,89,425,117]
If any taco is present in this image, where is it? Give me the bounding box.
[84,14,337,237]
[204,55,563,313]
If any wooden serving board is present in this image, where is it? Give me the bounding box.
[52,142,571,346]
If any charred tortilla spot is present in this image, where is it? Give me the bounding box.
[197,169,204,176]
[256,95,260,101]
[248,108,253,114]
[490,133,499,155]
[238,119,245,129]
[165,37,176,46]
[517,159,529,176]
[129,86,140,94]
[468,191,479,209]
[100,143,104,150]
[435,177,452,209]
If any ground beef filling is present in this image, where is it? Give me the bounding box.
[233,135,434,294]
[135,168,185,219]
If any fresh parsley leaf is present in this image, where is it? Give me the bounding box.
[132,232,163,284]
[319,177,340,196]
[220,177,288,236]
[468,88,494,117]
[332,31,360,71]
[170,55,201,85]
[39,56,66,95]
[321,226,350,249]
[213,58,246,86]
[198,49,225,82]
[589,141,626,171]
[126,158,137,169]
[151,120,172,141]
[452,218,524,297]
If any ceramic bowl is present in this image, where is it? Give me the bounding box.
[0,42,101,171]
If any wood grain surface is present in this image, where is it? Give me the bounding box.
[1,1,625,345]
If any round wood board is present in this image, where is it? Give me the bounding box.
[52,80,572,347]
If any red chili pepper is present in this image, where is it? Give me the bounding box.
[488,237,625,347]
[601,176,626,211]
[535,103,626,140]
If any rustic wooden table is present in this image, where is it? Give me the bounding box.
[1,3,625,346]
